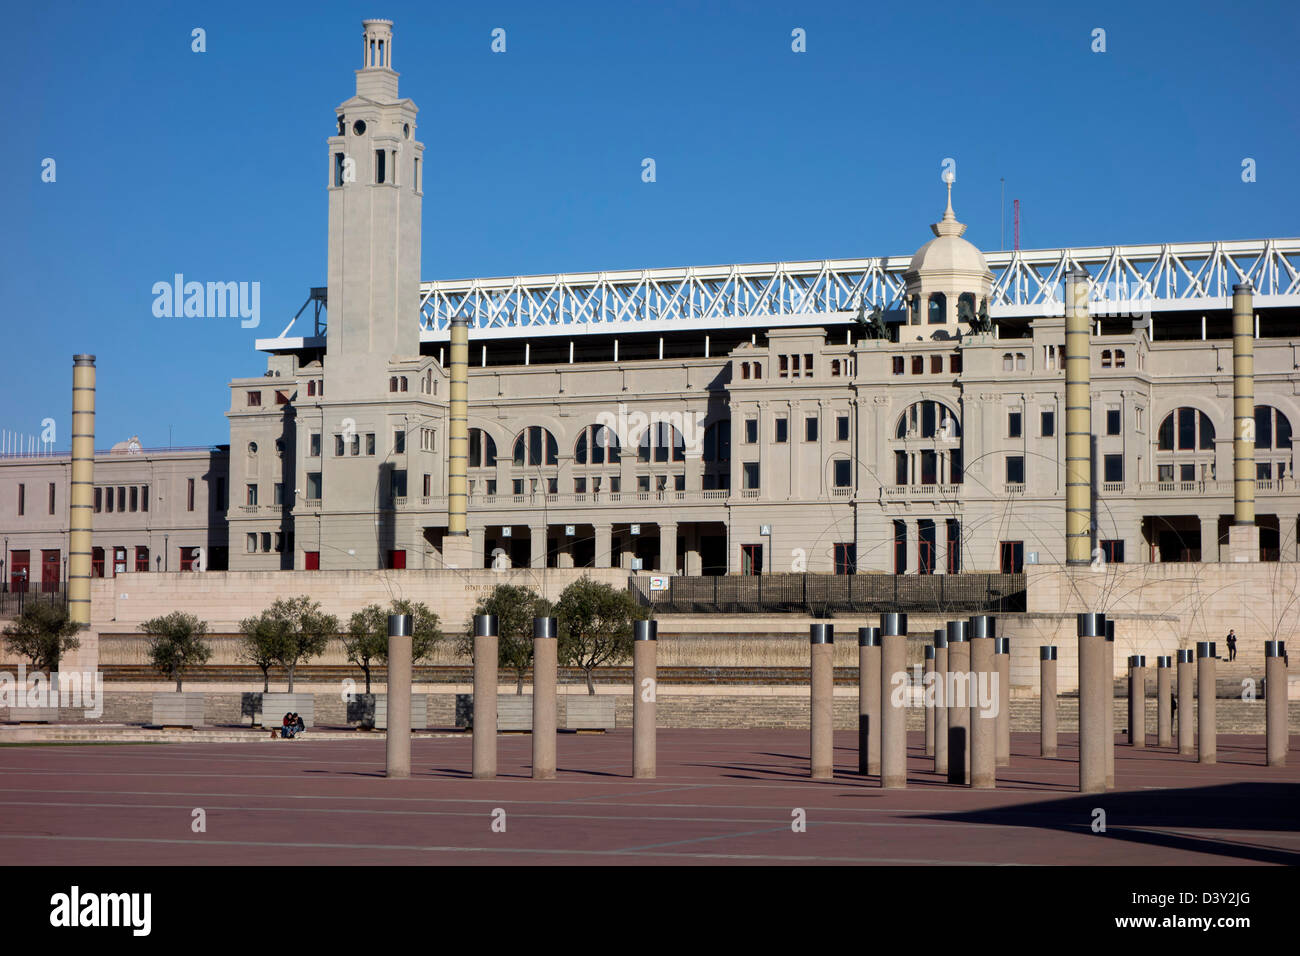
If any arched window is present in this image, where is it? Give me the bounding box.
[468,429,497,469]
[1002,353,1013,372]
[1114,349,1126,368]
[1101,350,1112,369]
[1253,405,1293,450]
[513,426,558,466]
[638,421,686,462]
[574,424,621,465]
[703,421,731,462]
[1157,408,1215,452]
[1015,353,1026,371]
[740,362,750,380]
[928,292,947,324]
[306,380,316,396]
[895,401,961,440]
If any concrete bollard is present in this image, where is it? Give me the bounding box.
[1265,641,1288,767]
[532,617,558,780]
[472,614,499,779]
[810,623,834,780]
[633,620,658,779]
[969,615,996,789]
[994,635,1010,767]
[924,645,937,757]
[1040,646,1058,758]
[1078,613,1108,794]
[385,614,412,779]
[858,627,881,776]
[1156,656,1173,749]
[1197,641,1217,765]
[934,629,949,775]
[1104,619,1116,789]
[880,613,908,789]
[1176,649,1195,756]
[1128,656,1147,748]
[946,621,970,785]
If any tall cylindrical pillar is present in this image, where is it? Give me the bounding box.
[969,615,996,789]
[810,623,834,780]
[68,355,96,628]
[1176,649,1195,756]
[1104,619,1116,789]
[880,613,908,789]
[1197,641,1217,765]
[994,634,1010,766]
[1078,613,1108,794]
[1156,656,1173,748]
[1064,267,1093,566]
[633,620,658,778]
[924,645,937,757]
[1265,641,1287,767]
[933,629,949,775]
[532,617,558,780]
[447,316,470,537]
[946,621,970,785]
[858,627,881,776]
[472,614,498,779]
[1128,655,1147,748]
[1232,281,1256,528]
[1040,646,1058,758]
[385,613,412,779]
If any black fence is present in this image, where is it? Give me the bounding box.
[0,588,67,618]
[630,573,1026,615]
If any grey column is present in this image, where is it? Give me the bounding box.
[933,629,949,775]
[880,613,908,789]
[1104,619,1116,789]
[1156,656,1173,748]
[472,614,498,779]
[946,620,970,785]
[1128,656,1147,748]
[633,619,658,778]
[969,615,996,789]
[810,623,834,780]
[994,634,1010,766]
[532,617,557,780]
[1078,613,1108,794]
[1266,641,1287,767]
[1040,646,1058,758]
[385,613,412,779]
[924,645,937,757]
[858,627,881,776]
[1197,641,1217,765]
[1176,649,1195,755]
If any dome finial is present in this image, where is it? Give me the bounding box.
[932,172,965,238]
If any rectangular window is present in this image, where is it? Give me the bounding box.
[1158,464,1174,482]
[367,433,376,455]
[350,433,360,456]
[836,415,850,441]
[999,540,1024,574]
[1106,408,1121,435]
[304,551,320,570]
[895,450,908,485]
[1101,540,1125,563]
[274,483,284,506]
[260,533,271,554]
[1041,410,1055,437]
[1008,411,1022,438]
[946,519,961,574]
[833,459,851,488]
[394,430,406,454]
[187,478,195,511]
[741,543,763,575]
[893,521,906,575]
[91,547,104,577]
[949,353,962,373]
[413,156,420,192]
[135,546,150,573]
[1006,455,1025,484]
[1180,463,1196,482]
[309,433,321,457]
[247,391,261,407]
[423,473,432,496]
[246,533,257,554]
[805,417,818,442]
[246,484,258,506]
[335,434,345,456]
[834,543,856,575]
[48,482,56,515]
[105,487,114,513]
[638,475,650,492]
[775,418,788,443]
[779,354,789,378]
[375,149,386,184]
[804,354,814,377]
[1257,462,1273,480]
[931,355,943,374]
[742,462,760,490]
[1104,454,1124,482]
[93,487,102,513]
[912,355,923,374]
[745,419,758,444]
[141,485,149,512]
[306,472,322,499]
[129,486,138,512]
[334,152,345,187]
[117,487,126,511]
[1178,409,1195,450]
[391,469,407,498]
[17,483,23,516]
[892,356,904,375]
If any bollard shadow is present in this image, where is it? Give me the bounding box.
[918,781,1300,865]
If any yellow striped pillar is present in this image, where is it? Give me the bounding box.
[68,355,96,628]
[444,316,472,566]
[1227,282,1259,562]
[1064,267,1092,565]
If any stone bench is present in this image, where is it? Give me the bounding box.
[6,707,59,723]
[151,693,206,728]
[563,695,616,731]
[455,693,534,730]
[259,694,316,730]
[347,694,428,730]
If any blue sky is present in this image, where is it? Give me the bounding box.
[1,0,1295,449]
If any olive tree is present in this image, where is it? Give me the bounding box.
[457,584,549,694]
[554,577,646,694]
[239,595,338,692]
[345,598,443,694]
[2,602,82,674]
[140,611,212,691]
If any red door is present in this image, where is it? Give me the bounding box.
[41,550,60,592]
[388,549,406,570]
[10,551,29,592]
[304,551,320,570]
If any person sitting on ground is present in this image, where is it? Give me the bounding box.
[294,712,306,737]
[282,712,295,739]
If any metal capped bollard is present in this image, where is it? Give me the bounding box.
[1077,613,1108,793]
[1040,646,1058,758]
[532,617,558,780]
[386,613,413,779]
[473,613,499,779]
[810,623,834,779]
[858,626,881,776]
[634,619,658,779]
[945,620,970,784]
[1197,641,1217,764]
[1265,641,1288,767]
[933,629,949,774]
[880,614,907,788]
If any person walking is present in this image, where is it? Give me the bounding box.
[1225,629,1237,662]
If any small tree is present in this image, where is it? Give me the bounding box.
[2,602,82,674]
[238,612,285,692]
[345,599,443,694]
[140,612,212,691]
[554,577,646,694]
[457,584,549,694]
[263,595,338,692]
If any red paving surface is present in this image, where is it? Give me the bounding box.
[0,731,1296,865]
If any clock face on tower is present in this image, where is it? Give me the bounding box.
[353,120,367,135]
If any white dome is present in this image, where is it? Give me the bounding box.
[905,183,991,279]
